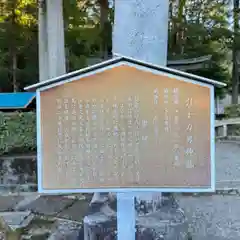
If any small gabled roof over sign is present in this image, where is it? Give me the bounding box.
[24,56,226,92]
[0,92,35,110]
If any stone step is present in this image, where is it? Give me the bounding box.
[57,199,90,222]
[17,196,76,216]
[0,196,24,212]
[0,211,34,231]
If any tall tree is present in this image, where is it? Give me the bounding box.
[168,0,231,98]
[0,0,37,92]
[231,0,240,104]
[0,0,231,96]
[98,0,111,59]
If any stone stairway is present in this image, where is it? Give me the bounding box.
[0,193,190,240]
[0,194,86,239]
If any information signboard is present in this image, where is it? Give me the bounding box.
[35,62,215,193]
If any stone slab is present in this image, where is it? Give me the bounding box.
[136,206,188,240]
[18,195,75,216]
[47,219,82,240]
[84,214,117,240]
[0,196,24,211]
[14,194,40,211]
[0,211,34,230]
[0,155,36,186]
[57,199,90,222]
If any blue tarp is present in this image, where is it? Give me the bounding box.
[0,92,36,109]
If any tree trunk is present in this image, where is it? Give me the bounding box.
[172,0,187,55]
[99,0,109,60]
[12,50,18,92]
[231,0,240,104]
[10,1,18,92]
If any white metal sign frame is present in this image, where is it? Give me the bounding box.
[36,61,216,195]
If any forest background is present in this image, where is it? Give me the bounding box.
[0,0,239,102]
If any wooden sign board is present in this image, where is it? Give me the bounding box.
[36,62,215,193]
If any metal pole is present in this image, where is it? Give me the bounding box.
[113,1,170,239]
[117,192,135,239]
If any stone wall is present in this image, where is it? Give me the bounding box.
[0,153,189,239]
[0,154,37,193]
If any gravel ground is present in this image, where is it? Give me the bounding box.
[216,141,240,188]
[175,142,240,240]
[177,195,240,240]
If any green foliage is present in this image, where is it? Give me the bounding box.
[222,104,240,136]
[225,104,240,118]
[168,0,232,96]
[0,0,231,95]
[0,112,36,155]
[0,0,38,91]
[64,0,111,71]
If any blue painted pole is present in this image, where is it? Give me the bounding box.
[117,192,136,240]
